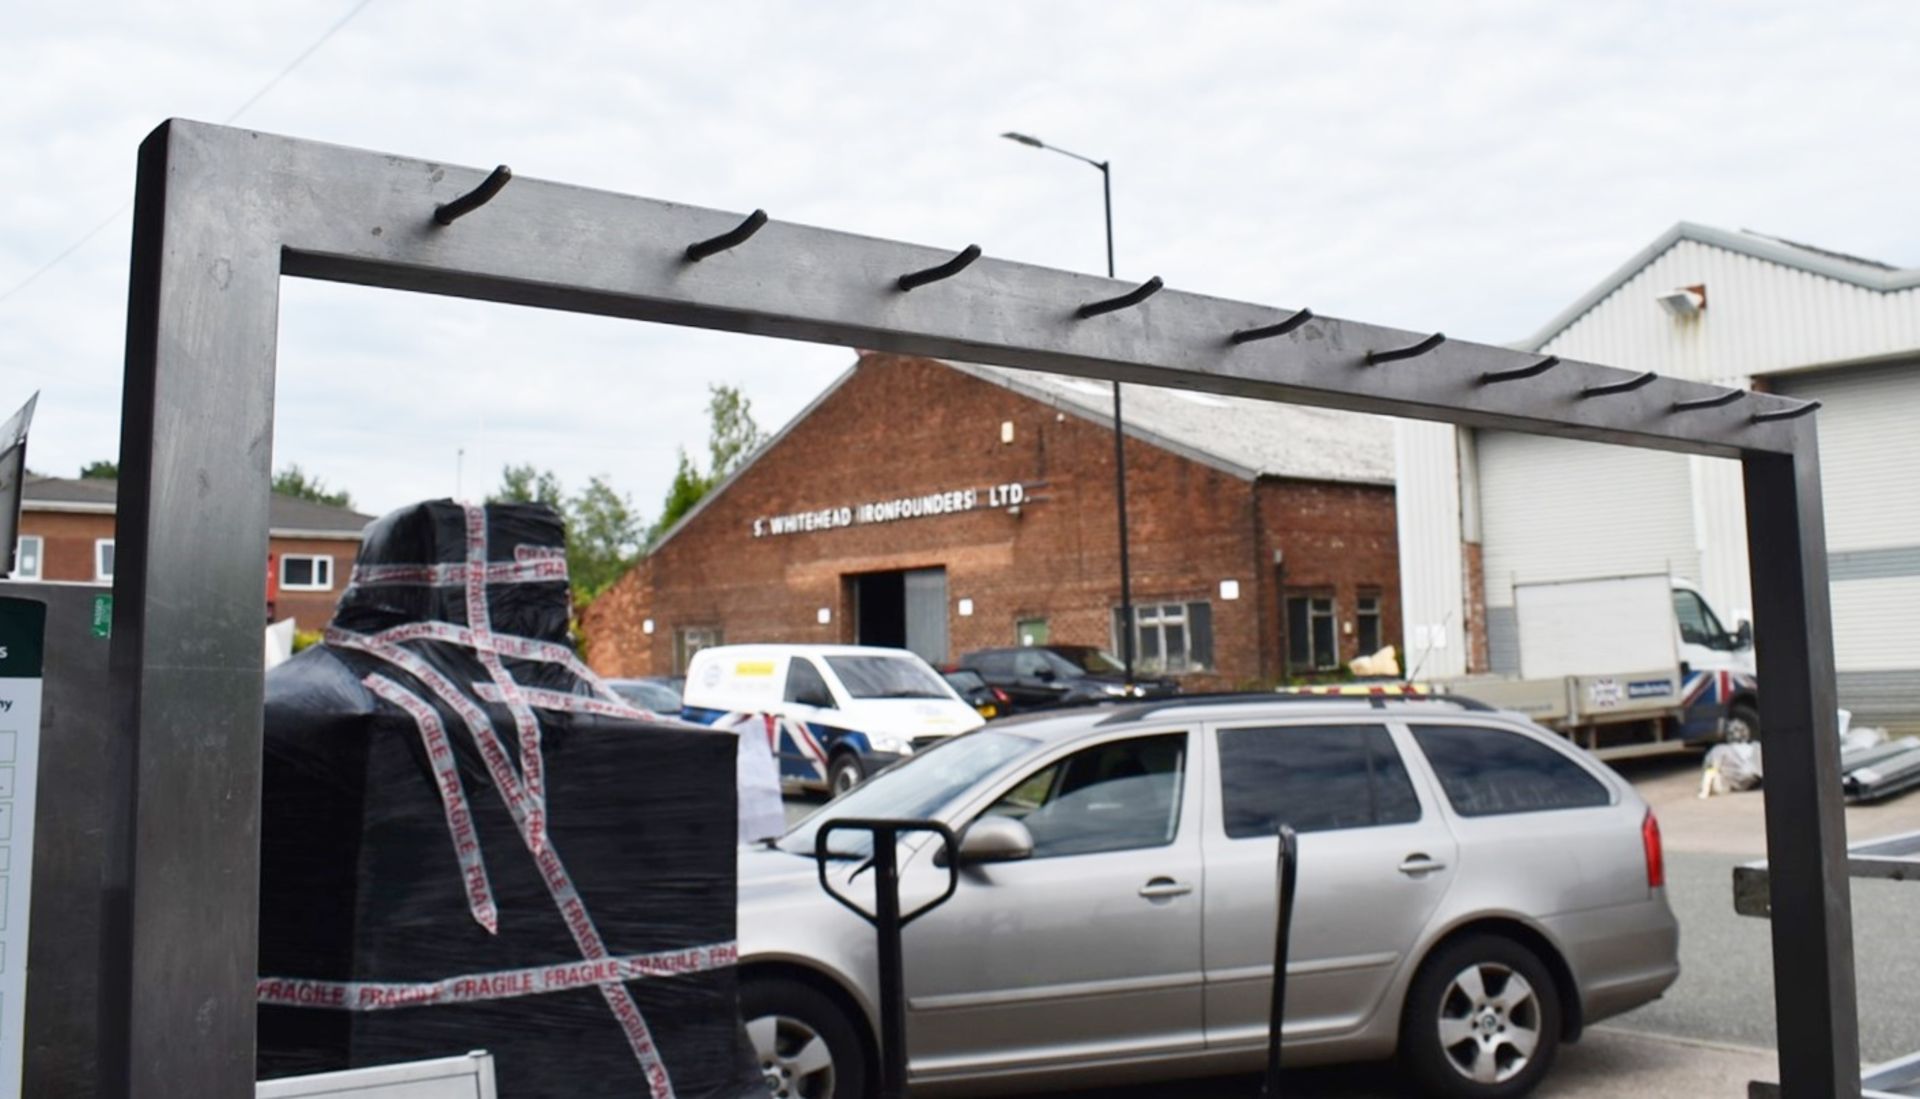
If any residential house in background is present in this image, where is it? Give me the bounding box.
[12,475,373,631]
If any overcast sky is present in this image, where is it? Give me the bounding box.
[2,1,1916,521]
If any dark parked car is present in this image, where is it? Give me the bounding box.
[943,668,1012,719]
[607,676,683,715]
[957,644,1178,710]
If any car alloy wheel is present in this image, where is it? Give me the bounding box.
[1724,702,1759,745]
[1436,962,1541,1086]
[748,1012,836,1099]
[829,754,863,797]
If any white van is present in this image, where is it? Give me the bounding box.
[680,644,985,795]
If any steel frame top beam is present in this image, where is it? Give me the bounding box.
[105,118,1854,1099]
[165,120,1802,459]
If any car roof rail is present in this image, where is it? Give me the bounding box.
[1094,689,1495,726]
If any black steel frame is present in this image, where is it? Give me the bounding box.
[107,119,1856,1097]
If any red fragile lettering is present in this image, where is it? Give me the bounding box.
[258,979,346,1007]
[359,984,444,1010]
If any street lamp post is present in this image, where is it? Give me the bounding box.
[1002,132,1136,684]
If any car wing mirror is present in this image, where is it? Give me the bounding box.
[1032,666,1055,681]
[1734,619,1753,649]
[941,816,1035,869]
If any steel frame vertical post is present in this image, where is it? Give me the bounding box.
[114,121,279,1099]
[1743,429,1860,1098]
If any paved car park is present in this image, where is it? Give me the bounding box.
[779,749,1920,1096]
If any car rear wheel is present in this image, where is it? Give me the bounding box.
[1400,934,1561,1099]
[742,976,868,1099]
[828,752,864,797]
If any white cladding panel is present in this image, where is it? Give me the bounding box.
[1829,577,1920,672]
[1478,431,1699,609]
[1515,575,1678,680]
[1774,362,1920,552]
[1394,419,1466,678]
[1542,240,1920,383]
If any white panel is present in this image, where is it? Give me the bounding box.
[1393,418,1466,679]
[1829,578,1920,671]
[1688,454,1753,625]
[1477,432,1698,609]
[1514,575,1678,679]
[1774,362,1920,552]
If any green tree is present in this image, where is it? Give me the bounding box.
[80,459,117,480]
[490,463,565,509]
[272,463,353,508]
[490,464,645,602]
[567,475,646,597]
[649,383,765,544]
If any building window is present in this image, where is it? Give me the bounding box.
[1016,617,1050,647]
[1356,590,1383,655]
[95,539,115,583]
[279,554,335,592]
[674,626,723,675]
[1113,601,1214,674]
[10,536,41,581]
[1286,593,1337,673]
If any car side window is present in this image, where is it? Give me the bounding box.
[782,659,836,708]
[975,652,1015,678]
[1412,724,1610,817]
[1014,650,1051,678]
[1217,724,1421,838]
[981,734,1186,858]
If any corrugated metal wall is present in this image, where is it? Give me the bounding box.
[1393,419,1467,679]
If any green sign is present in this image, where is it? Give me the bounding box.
[91,593,112,639]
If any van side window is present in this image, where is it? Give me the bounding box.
[1412,724,1610,817]
[1217,724,1421,838]
[783,659,836,708]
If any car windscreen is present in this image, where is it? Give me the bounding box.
[611,681,680,713]
[944,669,987,691]
[825,655,952,699]
[779,730,1039,858]
[1049,646,1126,675]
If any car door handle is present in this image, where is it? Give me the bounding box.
[1138,877,1194,899]
[1399,854,1447,876]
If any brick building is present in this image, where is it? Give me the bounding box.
[12,476,372,631]
[583,353,1401,689]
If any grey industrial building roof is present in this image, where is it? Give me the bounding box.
[23,476,374,537]
[1518,222,1920,352]
[951,361,1395,486]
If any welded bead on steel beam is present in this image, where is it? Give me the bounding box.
[1671,388,1747,412]
[1580,370,1659,398]
[685,209,769,261]
[1229,309,1314,345]
[1751,399,1822,423]
[897,244,983,292]
[1077,276,1164,318]
[1479,355,1559,385]
[1364,332,1446,365]
[432,165,513,226]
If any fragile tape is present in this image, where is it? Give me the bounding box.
[258,942,737,1011]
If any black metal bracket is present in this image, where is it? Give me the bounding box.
[1580,370,1658,398]
[432,165,512,226]
[897,245,982,292]
[1752,399,1821,423]
[1365,332,1445,365]
[815,818,959,1099]
[1262,823,1299,1099]
[1230,309,1314,345]
[684,208,769,262]
[1077,276,1164,318]
[1672,388,1747,412]
[1480,355,1559,385]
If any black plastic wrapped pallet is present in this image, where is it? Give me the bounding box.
[256,500,763,1099]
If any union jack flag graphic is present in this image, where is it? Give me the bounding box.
[1681,667,1757,709]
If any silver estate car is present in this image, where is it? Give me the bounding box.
[737,695,1679,1099]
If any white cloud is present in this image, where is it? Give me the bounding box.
[2,0,1916,515]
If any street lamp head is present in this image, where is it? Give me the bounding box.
[1001,131,1045,148]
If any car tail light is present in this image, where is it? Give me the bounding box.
[1642,811,1665,890]
[992,687,1010,703]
